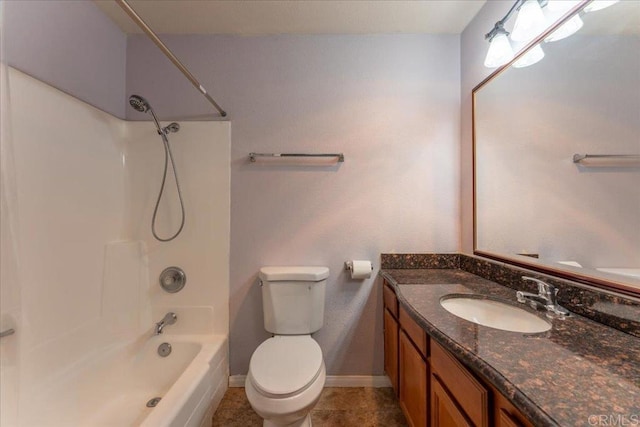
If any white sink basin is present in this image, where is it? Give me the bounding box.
[440,295,551,333]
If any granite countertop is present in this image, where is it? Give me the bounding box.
[381,268,640,427]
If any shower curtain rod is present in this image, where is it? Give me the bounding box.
[115,0,227,117]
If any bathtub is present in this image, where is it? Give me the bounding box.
[20,334,228,427]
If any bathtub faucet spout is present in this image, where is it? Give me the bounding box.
[155,312,177,335]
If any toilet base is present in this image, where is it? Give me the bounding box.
[264,413,311,427]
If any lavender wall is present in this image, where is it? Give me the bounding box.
[126,34,461,375]
[2,1,127,118]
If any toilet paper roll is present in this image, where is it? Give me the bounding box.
[350,260,373,279]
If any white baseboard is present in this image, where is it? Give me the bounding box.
[324,376,392,387]
[229,375,246,388]
[229,375,391,388]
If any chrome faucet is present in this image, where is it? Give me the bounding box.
[517,277,570,318]
[155,312,177,335]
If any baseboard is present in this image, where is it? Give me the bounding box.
[324,375,392,387]
[229,375,391,388]
[229,375,246,388]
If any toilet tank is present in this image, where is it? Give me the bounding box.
[259,266,329,335]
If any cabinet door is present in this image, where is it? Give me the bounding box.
[430,339,489,426]
[383,308,399,394]
[492,387,533,427]
[431,374,472,427]
[399,331,427,427]
[498,409,524,427]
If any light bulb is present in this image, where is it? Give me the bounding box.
[584,1,619,13]
[513,44,545,68]
[484,32,515,68]
[511,0,548,42]
[547,0,581,13]
[545,14,583,42]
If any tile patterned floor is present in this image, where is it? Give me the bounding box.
[212,387,408,426]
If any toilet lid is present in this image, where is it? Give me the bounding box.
[249,336,323,397]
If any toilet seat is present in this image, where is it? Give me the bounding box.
[249,336,323,398]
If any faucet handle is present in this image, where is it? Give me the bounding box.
[522,276,553,295]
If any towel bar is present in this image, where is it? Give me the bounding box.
[573,154,640,163]
[249,152,344,162]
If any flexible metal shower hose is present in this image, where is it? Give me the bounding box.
[152,132,185,242]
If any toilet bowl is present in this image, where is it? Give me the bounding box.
[245,266,329,427]
[245,336,325,427]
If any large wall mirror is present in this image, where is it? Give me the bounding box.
[474,1,640,296]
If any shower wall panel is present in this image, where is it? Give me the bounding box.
[0,67,231,426]
[1,67,127,414]
[123,121,230,336]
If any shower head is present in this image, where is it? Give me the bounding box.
[129,94,164,134]
[129,95,151,113]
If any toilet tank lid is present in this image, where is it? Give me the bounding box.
[259,266,329,282]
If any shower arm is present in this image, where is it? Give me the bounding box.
[115,0,227,118]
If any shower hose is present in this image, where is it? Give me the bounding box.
[152,132,185,242]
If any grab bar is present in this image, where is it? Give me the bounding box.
[0,328,15,338]
[249,153,345,162]
[573,154,640,163]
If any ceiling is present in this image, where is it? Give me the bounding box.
[94,0,486,35]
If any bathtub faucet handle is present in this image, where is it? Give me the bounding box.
[155,312,177,335]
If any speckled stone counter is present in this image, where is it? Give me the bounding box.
[381,268,640,427]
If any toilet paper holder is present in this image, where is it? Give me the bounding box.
[344,261,374,272]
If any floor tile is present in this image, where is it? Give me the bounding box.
[212,387,407,427]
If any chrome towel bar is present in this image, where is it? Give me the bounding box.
[249,153,345,162]
[573,154,640,163]
[0,328,15,338]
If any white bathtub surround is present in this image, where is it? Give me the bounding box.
[102,241,151,336]
[20,335,227,427]
[124,120,231,336]
[0,67,231,426]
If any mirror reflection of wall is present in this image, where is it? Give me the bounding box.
[474,1,640,289]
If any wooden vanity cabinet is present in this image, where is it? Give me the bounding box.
[430,339,488,427]
[431,374,472,427]
[382,279,533,427]
[492,386,534,427]
[383,308,399,392]
[399,307,428,427]
[383,282,399,394]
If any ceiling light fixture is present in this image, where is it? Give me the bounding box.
[484,25,515,68]
[545,14,583,42]
[513,44,545,68]
[583,1,619,13]
[546,0,581,13]
[511,0,547,42]
[483,0,619,70]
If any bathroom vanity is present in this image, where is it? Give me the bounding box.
[380,254,640,427]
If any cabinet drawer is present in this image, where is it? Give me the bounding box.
[431,339,489,427]
[399,306,427,357]
[383,282,398,318]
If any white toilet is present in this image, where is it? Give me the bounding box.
[245,266,329,427]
